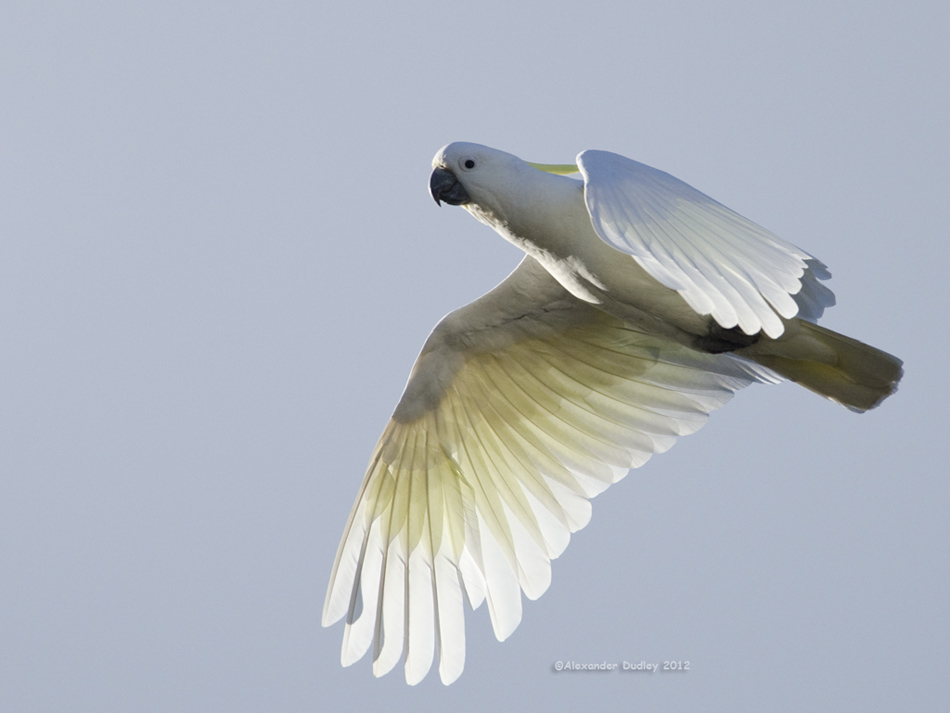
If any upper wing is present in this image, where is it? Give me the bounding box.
[322,256,774,685]
[577,150,834,338]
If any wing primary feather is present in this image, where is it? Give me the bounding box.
[406,542,435,683]
[405,430,437,684]
[433,551,465,684]
[476,509,523,641]
[424,421,467,683]
[372,424,419,677]
[336,447,394,666]
[340,519,382,666]
[324,443,387,627]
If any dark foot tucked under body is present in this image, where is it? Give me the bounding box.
[694,323,762,353]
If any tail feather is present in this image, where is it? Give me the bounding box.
[741,321,903,413]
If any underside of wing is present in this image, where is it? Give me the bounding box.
[577,150,834,338]
[322,257,773,685]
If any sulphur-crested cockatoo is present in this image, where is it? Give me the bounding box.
[323,142,902,685]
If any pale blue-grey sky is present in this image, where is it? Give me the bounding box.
[1,2,947,711]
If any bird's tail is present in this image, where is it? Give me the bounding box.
[739,321,903,412]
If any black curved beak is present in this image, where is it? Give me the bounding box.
[429,166,470,206]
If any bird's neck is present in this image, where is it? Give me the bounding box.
[468,172,589,258]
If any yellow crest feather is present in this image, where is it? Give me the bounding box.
[526,161,579,175]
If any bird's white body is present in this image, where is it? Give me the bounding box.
[460,162,716,343]
[323,142,902,685]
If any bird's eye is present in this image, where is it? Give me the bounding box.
[460,157,477,171]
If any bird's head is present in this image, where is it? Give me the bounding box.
[429,142,520,209]
[430,142,580,231]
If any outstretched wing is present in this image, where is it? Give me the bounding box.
[323,256,773,685]
[578,150,834,338]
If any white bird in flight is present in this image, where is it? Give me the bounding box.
[323,142,903,685]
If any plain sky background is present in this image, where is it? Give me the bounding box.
[2,2,948,711]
